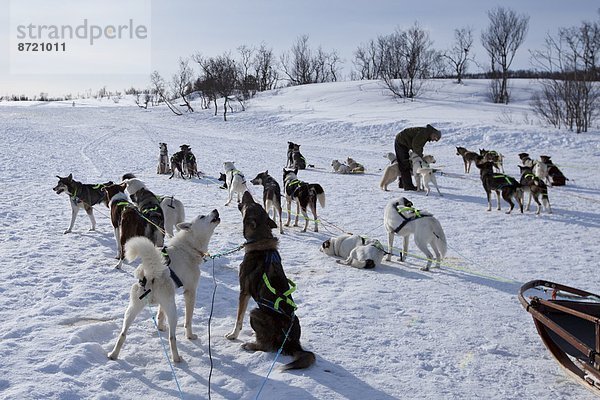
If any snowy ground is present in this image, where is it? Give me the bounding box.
[0,79,599,399]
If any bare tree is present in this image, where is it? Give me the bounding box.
[280,35,340,85]
[379,24,439,98]
[253,43,278,91]
[481,7,529,103]
[150,70,182,115]
[444,27,475,84]
[531,17,600,132]
[353,39,382,80]
[198,54,238,121]
[171,57,194,112]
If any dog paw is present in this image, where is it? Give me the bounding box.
[107,352,117,360]
[63,229,71,234]
[172,355,182,363]
[420,266,430,271]
[186,333,198,340]
[225,331,238,340]
[241,342,259,352]
[89,228,96,232]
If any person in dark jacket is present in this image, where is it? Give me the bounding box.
[394,124,441,190]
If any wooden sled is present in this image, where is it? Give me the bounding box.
[519,280,600,394]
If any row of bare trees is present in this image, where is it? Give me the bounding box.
[531,19,600,132]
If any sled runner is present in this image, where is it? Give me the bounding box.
[519,280,600,394]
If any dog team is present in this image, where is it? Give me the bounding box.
[53,123,567,372]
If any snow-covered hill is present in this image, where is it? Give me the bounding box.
[1,79,599,399]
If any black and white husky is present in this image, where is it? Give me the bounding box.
[53,174,113,233]
[250,170,284,234]
[519,165,552,215]
[282,168,325,232]
[123,178,165,247]
[223,161,249,206]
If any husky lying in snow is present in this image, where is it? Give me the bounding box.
[331,159,352,174]
[108,210,220,362]
[383,197,447,271]
[410,152,441,196]
[223,161,249,206]
[320,233,383,269]
[346,157,365,173]
[321,233,365,259]
[336,239,384,269]
[53,174,113,234]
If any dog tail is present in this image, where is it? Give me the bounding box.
[432,221,447,259]
[282,349,316,371]
[310,184,325,208]
[125,236,167,281]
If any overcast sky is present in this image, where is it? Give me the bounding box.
[0,0,597,97]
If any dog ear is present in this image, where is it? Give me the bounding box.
[176,222,192,231]
[268,217,277,230]
[265,170,268,175]
[67,173,73,180]
[322,239,331,249]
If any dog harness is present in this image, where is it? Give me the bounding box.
[285,179,304,196]
[161,246,184,288]
[135,247,183,300]
[492,174,515,189]
[258,251,297,318]
[393,205,431,233]
[232,169,246,184]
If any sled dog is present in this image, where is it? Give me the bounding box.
[331,159,351,174]
[223,161,249,206]
[475,158,523,214]
[283,168,325,232]
[379,162,400,191]
[250,170,284,234]
[225,192,315,370]
[53,174,113,233]
[103,183,148,269]
[157,142,170,174]
[519,165,552,215]
[410,152,442,196]
[123,178,165,246]
[539,155,568,186]
[108,210,220,362]
[336,238,385,269]
[455,146,479,174]
[383,197,447,271]
[320,233,365,259]
[346,157,365,173]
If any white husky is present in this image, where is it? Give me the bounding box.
[108,210,220,362]
[410,153,442,196]
[383,197,447,271]
[336,238,385,269]
[223,161,249,206]
[321,233,365,259]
